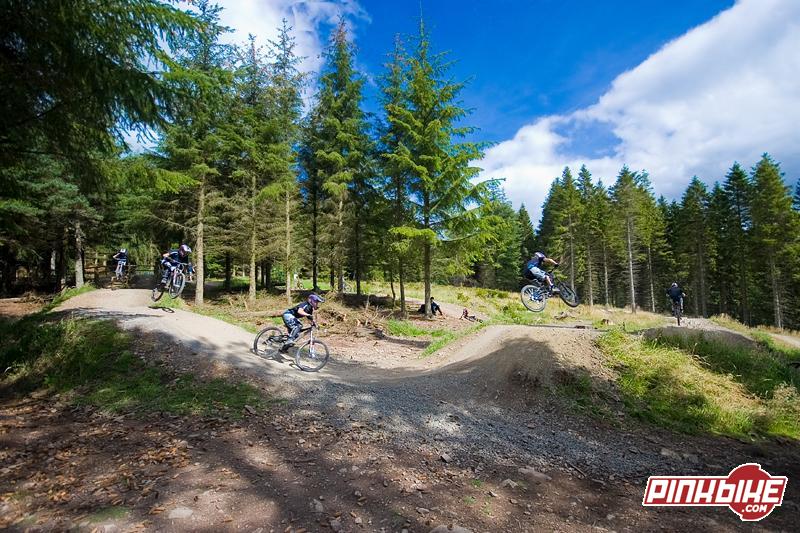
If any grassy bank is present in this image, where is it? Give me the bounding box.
[597,329,800,439]
[0,314,264,418]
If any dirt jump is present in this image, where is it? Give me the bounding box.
[1,289,796,531]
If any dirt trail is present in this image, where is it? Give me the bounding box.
[1,289,790,531]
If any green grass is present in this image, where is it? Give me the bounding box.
[41,284,96,312]
[149,295,184,310]
[597,329,800,439]
[386,319,448,338]
[0,315,265,418]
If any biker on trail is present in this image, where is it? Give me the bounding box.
[112,248,128,278]
[281,293,324,351]
[666,282,685,312]
[524,251,559,293]
[159,244,192,288]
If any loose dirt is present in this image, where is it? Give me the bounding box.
[1,290,798,531]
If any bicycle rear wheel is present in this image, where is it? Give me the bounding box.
[557,282,579,307]
[169,271,186,298]
[295,339,330,372]
[520,284,547,312]
[253,327,285,359]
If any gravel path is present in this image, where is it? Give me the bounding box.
[57,290,778,485]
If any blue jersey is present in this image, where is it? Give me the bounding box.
[164,250,189,265]
[527,252,546,270]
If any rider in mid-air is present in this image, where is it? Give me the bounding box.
[159,244,192,288]
[112,248,128,278]
[281,293,324,351]
[666,282,685,313]
[525,251,559,293]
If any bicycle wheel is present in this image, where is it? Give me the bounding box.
[557,282,579,307]
[520,284,547,312]
[253,327,286,359]
[295,338,330,372]
[169,271,186,299]
[151,282,165,302]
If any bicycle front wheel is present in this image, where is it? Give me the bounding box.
[295,339,330,372]
[520,284,546,312]
[169,272,186,298]
[151,283,165,302]
[557,282,579,307]
[253,327,285,359]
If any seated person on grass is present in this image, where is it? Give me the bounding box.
[417,297,443,316]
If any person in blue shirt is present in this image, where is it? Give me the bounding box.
[281,293,324,351]
[159,244,191,287]
[524,251,559,292]
[666,282,685,313]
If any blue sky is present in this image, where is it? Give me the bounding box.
[199,0,800,223]
[353,0,732,142]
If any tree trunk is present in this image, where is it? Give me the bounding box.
[224,252,231,291]
[248,174,257,302]
[337,197,344,293]
[625,217,637,313]
[423,194,431,318]
[195,181,205,304]
[399,257,407,319]
[312,192,319,292]
[388,265,396,306]
[354,219,362,295]
[769,255,782,329]
[56,230,66,291]
[73,221,84,288]
[568,217,575,290]
[602,242,610,309]
[265,260,272,290]
[285,189,292,304]
[647,245,655,313]
[585,245,594,307]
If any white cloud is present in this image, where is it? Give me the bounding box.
[210,0,369,74]
[479,0,800,224]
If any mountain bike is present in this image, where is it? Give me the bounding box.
[151,263,187,301]
[112,261,128,284]
[252,322,330,372]
[520,268,579,312]
[671,300,683,326]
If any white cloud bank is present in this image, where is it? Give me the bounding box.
[210,0,369,74]
[479,0,800,224]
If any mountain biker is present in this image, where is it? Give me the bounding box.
[112,248,128,278]
[159,244,192,287]
[525,252,559,292]
[666,282,685,313]
[281,293,324,351]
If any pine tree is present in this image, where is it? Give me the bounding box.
[517,204,536,264]
[385,19,487,317]
[157,0,232,304]
[593,181,614,307]
[610,166,646,312]
[553,167,581,290]
[577,165,597,306]
[677,177,711,316]
[636,173,667,313]
[721,162,753,323]
[750,154,793,328]
[300,22,369,293]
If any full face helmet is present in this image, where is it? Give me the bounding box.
[179,244,192,257]
[307,293,325,309]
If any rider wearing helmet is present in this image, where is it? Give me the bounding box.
[159,244,192,287]
[281,293,324,350]
[112,248,128,278]
[666,282,685,312]
[524,251,559,292]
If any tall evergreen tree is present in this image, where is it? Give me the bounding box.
[385,19,487,317]
[678,177,711,316]
[577,165,597,306]
[157,0,232,304]
[610,166,646,312]
[300,22,369,293]
[750,154,793,328]
[722,162,753,323]
[517,204,536,264]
